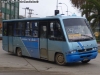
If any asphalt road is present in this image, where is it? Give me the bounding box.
[0,70,69,75]
[0,40,100,75]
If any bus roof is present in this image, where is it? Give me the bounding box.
[3,14,86,22]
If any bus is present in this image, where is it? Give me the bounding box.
[2,14,98,65]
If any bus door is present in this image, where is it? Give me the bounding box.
[39,22,48,59]
[8,24,13,52]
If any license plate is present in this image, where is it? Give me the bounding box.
[83,58,88,61]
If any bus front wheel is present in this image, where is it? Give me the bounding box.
[16,48,22,57]
[55,53,66,66]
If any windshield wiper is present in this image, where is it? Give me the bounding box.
[69,39,87,42]
[81,34,93,39]
[69,37,93,42]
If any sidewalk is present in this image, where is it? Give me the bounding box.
[98,44,100,53]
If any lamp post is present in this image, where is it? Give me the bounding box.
[22,7,29,17]
[56,0,58,10]
[58,6,63,14]
[59,3,68,15]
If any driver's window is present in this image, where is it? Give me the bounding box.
[49,20,65,41]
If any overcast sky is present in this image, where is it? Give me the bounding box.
[19,0,81,17]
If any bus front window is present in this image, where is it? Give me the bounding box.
[63,18,94,42]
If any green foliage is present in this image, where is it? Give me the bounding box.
[70,0,100,40]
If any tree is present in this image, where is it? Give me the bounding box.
[81,1,100,27]
[70,0,100,40]
[71,0,100,27]
[70,0,86,9]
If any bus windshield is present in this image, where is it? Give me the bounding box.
[63,18,94,42]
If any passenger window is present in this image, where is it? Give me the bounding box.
[49,22,54,37]
[39,22,47,38]
[25,22,31,36]
[14,22,25,36]
[8,25,13,36]
[20,22,25,36]
[14,21,39,37]
[49,21,64,41]
[32,22,38,37]
[41,26,47,38]
[25,21,38,37]
[3,23,8,36]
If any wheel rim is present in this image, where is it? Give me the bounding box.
[17,48,22,56]
[56,53,65,65]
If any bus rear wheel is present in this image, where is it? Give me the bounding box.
[55,53,66,66]
[16,48,22,57]
[81,60,90,63]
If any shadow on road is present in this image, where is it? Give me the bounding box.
[7,52,92,67]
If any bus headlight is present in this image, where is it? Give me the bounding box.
[69,50,77,54]
[93,47,97,50]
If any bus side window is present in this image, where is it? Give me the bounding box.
[32,22,38,37]
[49,22,54,38]
[20,22,25,36]
[3,23,7,36]
[31,22,38,37]
[14,22,21,36]
[53,22,61,37]
[49,21,64,41]
[25,22,30,36]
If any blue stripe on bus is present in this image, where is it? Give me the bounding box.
[77,42,84,50]
[21,37,40,58]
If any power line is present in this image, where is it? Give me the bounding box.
[28,9,34,17]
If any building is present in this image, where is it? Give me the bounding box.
[0,1,2,34]
[2,2,19,20]
[0,1,19,34]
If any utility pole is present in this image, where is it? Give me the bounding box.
[55,0,59,15]
[59,3,68,16]
[28,9,34,18]
[56,0,58,10]
[22,7,29,17]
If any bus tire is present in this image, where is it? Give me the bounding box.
[81,60,90,63]
[16,48,22,57]
[55,53,66,66]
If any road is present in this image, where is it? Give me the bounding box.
[0,40,100,75]
[0,70,70,75]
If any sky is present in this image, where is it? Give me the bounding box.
[19,0,81,18]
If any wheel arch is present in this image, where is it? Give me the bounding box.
[15,47,21,54]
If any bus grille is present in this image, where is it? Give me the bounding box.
[78,48,92,52]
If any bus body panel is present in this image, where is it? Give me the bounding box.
[48,39,63,61]
[2,15,98,64]
[13,37,31,57]
[2,36,9,52]
[40,38,48,59]
[8,36,13,52]
[21,37,40,58]
[64,40,98,63]
[66,51,98,63]
[71,40,98,51]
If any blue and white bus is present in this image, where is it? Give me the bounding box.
[2,15,98,65]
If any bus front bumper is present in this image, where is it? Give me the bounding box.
[66,51,98,63]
